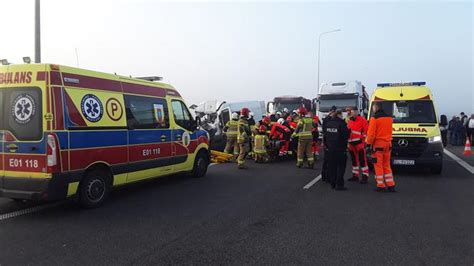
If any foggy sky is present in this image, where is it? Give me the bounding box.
[1,0,472,116]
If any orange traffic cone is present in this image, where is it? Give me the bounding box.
[463,139,472,155]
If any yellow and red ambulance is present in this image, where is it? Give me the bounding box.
[0,64,210,207]
[369,82,443,174]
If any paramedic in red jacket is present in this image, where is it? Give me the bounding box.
[270,118,292,156]
[347,107,369,184]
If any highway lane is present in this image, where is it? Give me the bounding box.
[0,156,473,265]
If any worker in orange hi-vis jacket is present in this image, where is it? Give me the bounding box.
[366,102,395,192]
[347,107,369,184]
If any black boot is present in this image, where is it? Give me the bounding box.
[375,187,386,192]
[347,176,358,182]
[387,186,396,193]
[359,176,368,184]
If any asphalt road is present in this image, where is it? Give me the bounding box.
[0,154,473,265]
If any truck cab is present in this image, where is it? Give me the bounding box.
[267,95,313,120]
[316,81,369,120]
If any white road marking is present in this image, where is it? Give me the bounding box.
[443,149,474,174]
[303,174,322,190]
[0,202,61,222]
[209,163,217,167]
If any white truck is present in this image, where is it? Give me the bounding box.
[316,81,369,120]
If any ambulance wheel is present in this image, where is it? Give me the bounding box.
[79,169,111,208]
[192,150,209,178]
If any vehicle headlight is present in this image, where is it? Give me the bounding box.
[428,135,442,143]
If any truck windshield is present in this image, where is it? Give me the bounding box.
[318,97,357,112]
[0,88,43,141]
[373,100,437,124]
[275,103,303,113]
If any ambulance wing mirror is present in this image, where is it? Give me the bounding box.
[193,117,200,131]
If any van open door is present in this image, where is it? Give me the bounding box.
[171,99,197,171]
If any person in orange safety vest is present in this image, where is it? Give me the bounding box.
[366,102,396,192]
[347,107,369,183]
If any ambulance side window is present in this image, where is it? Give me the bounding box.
[171,100,194,131]
[124,95,169,129]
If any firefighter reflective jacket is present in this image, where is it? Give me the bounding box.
[237,118,251,144]
[225,119,239,138]
[296,117,315,139]
[347,115,369,145]
[254,134,269,154]
[366,109,393,145]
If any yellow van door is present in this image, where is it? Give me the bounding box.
[170,99,195,172]
[0,65,47,195]
[124,95,174,182]
[1,88,45,174]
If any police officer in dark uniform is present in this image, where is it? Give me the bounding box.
[322,109,349,190]
[321,106,337,183]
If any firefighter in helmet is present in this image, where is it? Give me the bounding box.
[237,108,252,169]
[294,107,317,168]
[254,125,270,163]
[223,112,239,160]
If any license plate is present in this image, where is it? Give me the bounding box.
[393,159,415,165]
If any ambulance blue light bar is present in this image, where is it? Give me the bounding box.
[377,82,426,87]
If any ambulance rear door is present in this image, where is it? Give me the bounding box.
[1,87,46,176]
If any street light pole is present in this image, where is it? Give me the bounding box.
[317,29,341,93]
[35,0,41,63]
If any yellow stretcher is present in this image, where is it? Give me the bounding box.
[210,150,233,163]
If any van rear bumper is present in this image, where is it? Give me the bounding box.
[0,174,70,201]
